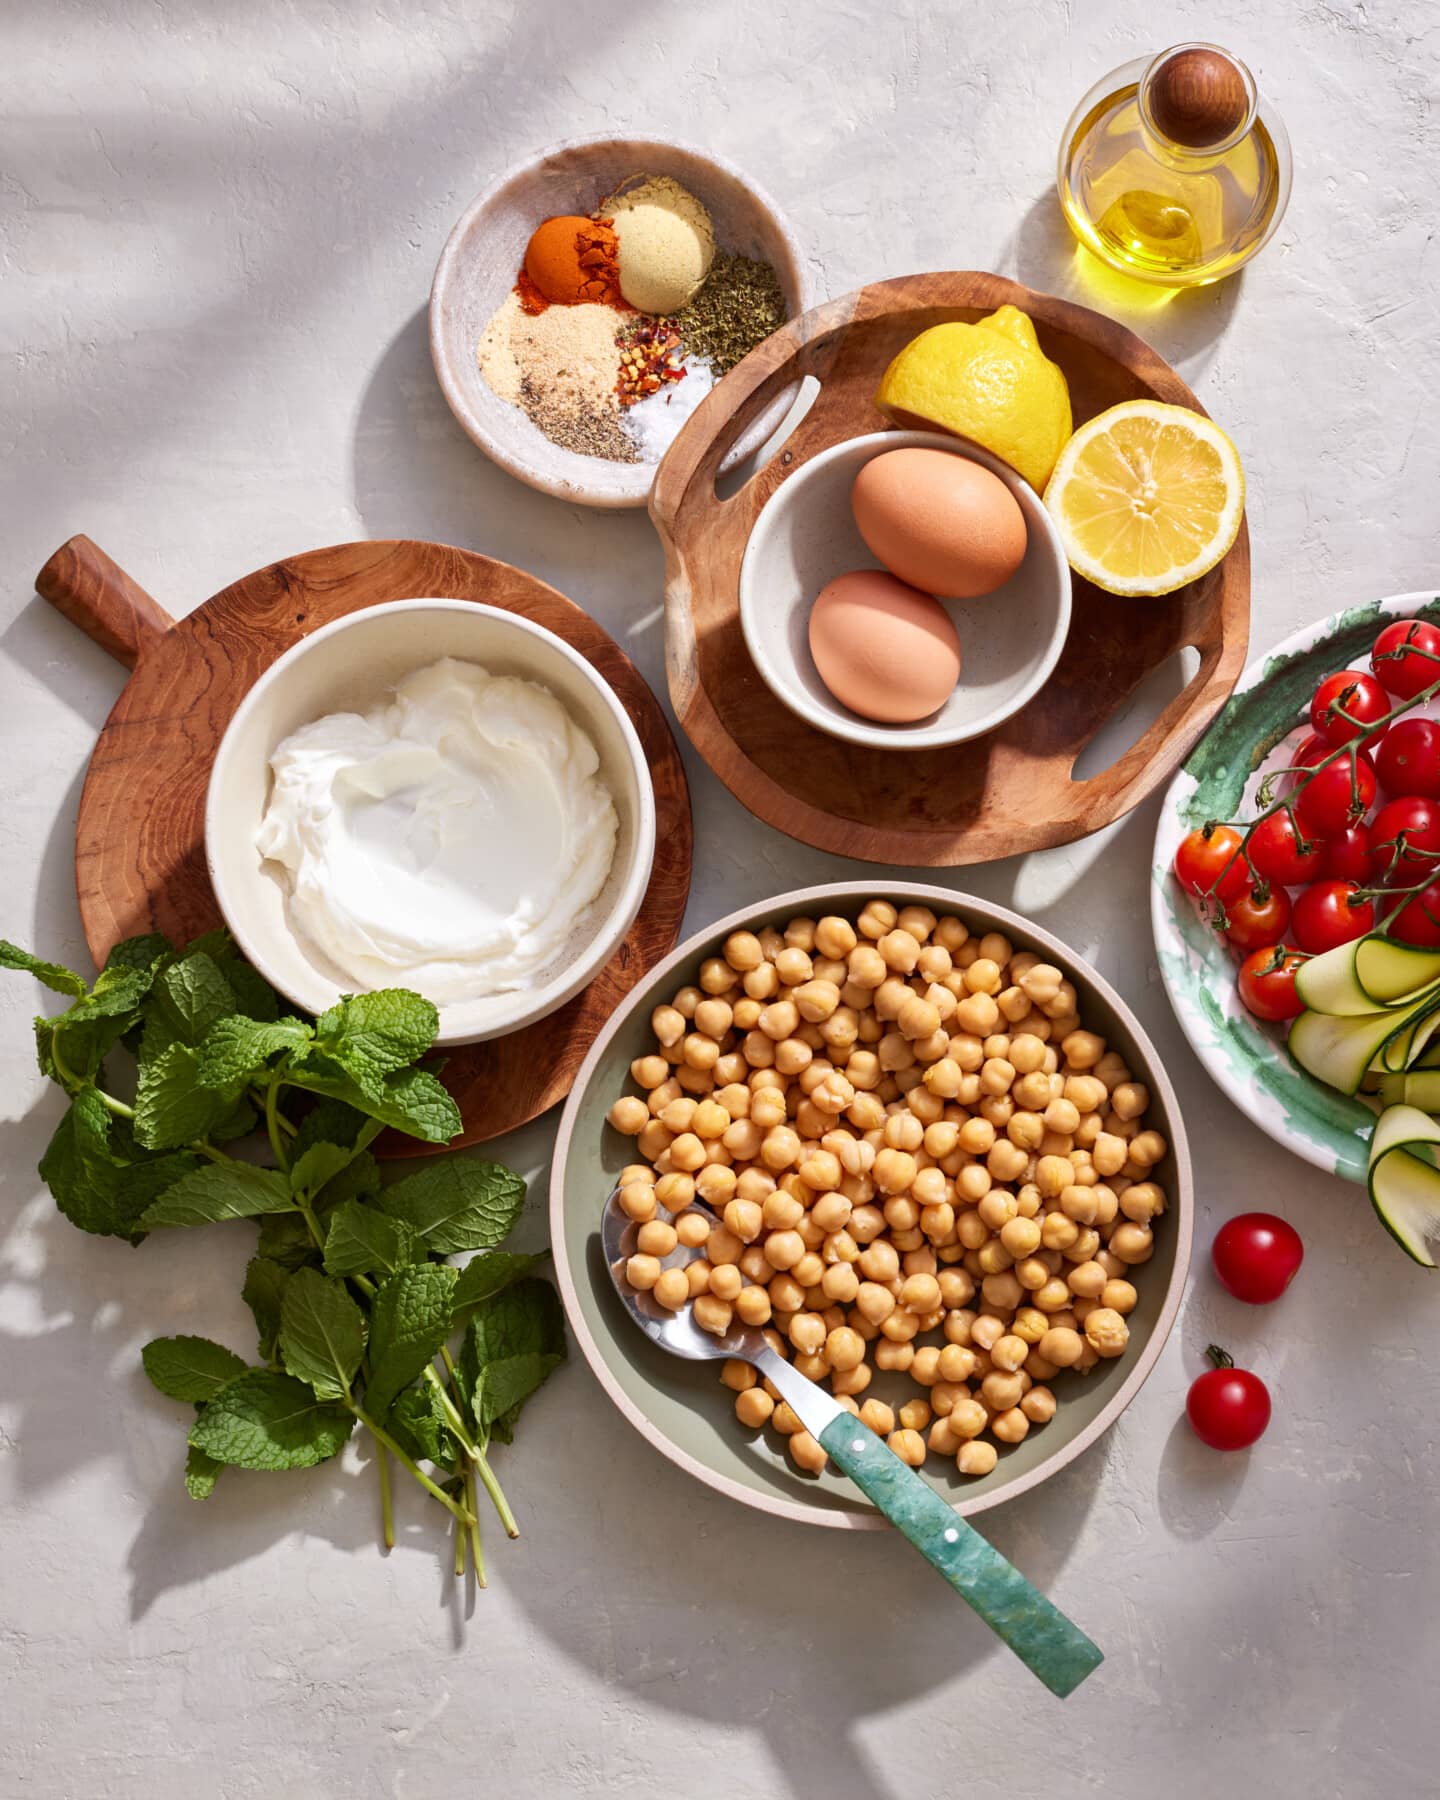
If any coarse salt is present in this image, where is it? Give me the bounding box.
[621,355,717,463]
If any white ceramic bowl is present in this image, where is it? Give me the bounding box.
[430,134,816,510]
[206,599,657,1047]
[738,430,1073,750]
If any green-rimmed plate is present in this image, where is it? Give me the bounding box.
[1152,592,1440,1184]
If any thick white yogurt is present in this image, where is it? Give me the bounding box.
[256,658,618,1004]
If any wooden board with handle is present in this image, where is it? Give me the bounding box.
[35,534,693,1152]
[650,271,1250,865]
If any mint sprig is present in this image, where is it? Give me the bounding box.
[4,930,564,1584]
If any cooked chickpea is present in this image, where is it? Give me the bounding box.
[991,1407,1030,1445]
[653,1268,689,1311]
[888,1428,927,1467]
[1038,1326,1084,1367]
[1084,1307,1130,1357]
[625,1253,662,1291]
[900,1272,942,1314]
[735,1386,774,1429]
[1021,1385,1057,1425]
[609,1096,649,1135]
[636,1220,678,1258]
[990,1334,1028,1373]
[1109,1221,1154,1265]
[1100,1278,1138,1315]
[958,1440,999,1476]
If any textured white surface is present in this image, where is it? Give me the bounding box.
[2,3,1439,1796]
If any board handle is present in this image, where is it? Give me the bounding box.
[35,535,175,670]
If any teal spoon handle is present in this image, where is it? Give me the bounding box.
[818,1416,1103,1697]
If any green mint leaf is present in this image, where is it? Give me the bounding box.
[195,1015,311,1089]
[386,1382,452,1466]
[279,1268,366,1400]
[209,1096,258,1143]
[142,1335,249,1402]
[184,1443,223,1499]
[363,1263,458,1420]
[152,953,236,1047]
[285,1053,460,1145]
[451,1251,547,1327]
[290,1098,373,1162]
[314,1149,380,1210]
[314,990,440,1092]
[457,1277,566,1414]
[133,1042,236,1150]
[35,1010,131,1094]
[323,1200,421,1278]
[242,1255,291,1361]
[38,1086,131,1237]
[189,1370,354,1471]
[0,939,87,997]
[222,961,281,1022]
[257,1210,320,1271]
[113,1151,204,1237]
[474,1351,564,1440]
[139,1160,293,1230]
[64,964,151,1025]
[104,934,173,979]
[288,1141,354,1200]
[375,1160,527,1253]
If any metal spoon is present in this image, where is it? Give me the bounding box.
[603,1189,1103,1698]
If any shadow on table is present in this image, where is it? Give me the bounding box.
[1004,190,1245,382]
[349,307,658,585]
[503,1366,1105,1800]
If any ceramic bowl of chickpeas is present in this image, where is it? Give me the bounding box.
[551,883,1192,1528]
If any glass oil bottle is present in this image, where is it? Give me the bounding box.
[1057,42,1292,286]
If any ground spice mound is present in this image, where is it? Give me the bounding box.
[477,292,635,460]
[521,214,623,310]
[674,252,788,374]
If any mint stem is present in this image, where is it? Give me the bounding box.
[377,1442,394,1550]
[264,1076,289,1173]
[465,1469,486,1586]
[353,1405,476,1527]
[423,1363,519,1539]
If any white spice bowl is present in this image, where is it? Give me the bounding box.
[430,135,817,509]
[205,600,657,1048]
[739,430,1073,750]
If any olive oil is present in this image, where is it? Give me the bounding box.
[1058,44,1291,287]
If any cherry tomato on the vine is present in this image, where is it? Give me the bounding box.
[1225,885,1292,951]
[1371,619,1440,700]
[1291,879,1374,953]
[1187,1347,1271,1450]
[1212,1213,1304,1303]
[1173,825,1249,907]
[1368,795,1440,884]
[1309,669,1390,747]
[1319,823,1378,884]
[1375,717,1440,799]
[1236,946,1308,1022]
[1294,750,1377,838]
[1389,880,1440,948]
[1246,810,1324,888]
[1282,732,1331,795]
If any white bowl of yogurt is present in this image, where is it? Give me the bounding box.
[206,599,657,1046]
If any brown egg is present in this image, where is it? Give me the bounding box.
[808,570,960,724]
[851,448,1028,598]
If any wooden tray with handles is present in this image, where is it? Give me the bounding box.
[35,534,693,1152]
[650,271,1250,865]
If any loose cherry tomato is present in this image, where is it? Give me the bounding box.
[1225,885,1292,950]
[1309,669,1390,746]
[1368,795,1440,884]
[1371,619,1440,699]
[1236,946,1308,1022]
[1294,750,1377,837]
[1212,1213,1304,1303]
[1246,810,1324,888]
[1389,880,1440,948]
[1173,825,1249,907]
[1319,822,1379,884]
[1290,879,1374,953]
[1375,717,1440,799]
[1187,1347,1271,1450]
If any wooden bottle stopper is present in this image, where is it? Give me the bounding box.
[1144,46,1253,150]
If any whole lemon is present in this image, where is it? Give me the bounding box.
[874,305,1073,491]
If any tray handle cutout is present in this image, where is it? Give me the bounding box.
[36,535,175,670]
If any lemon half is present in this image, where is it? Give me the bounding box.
[1044,400,1245,596]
